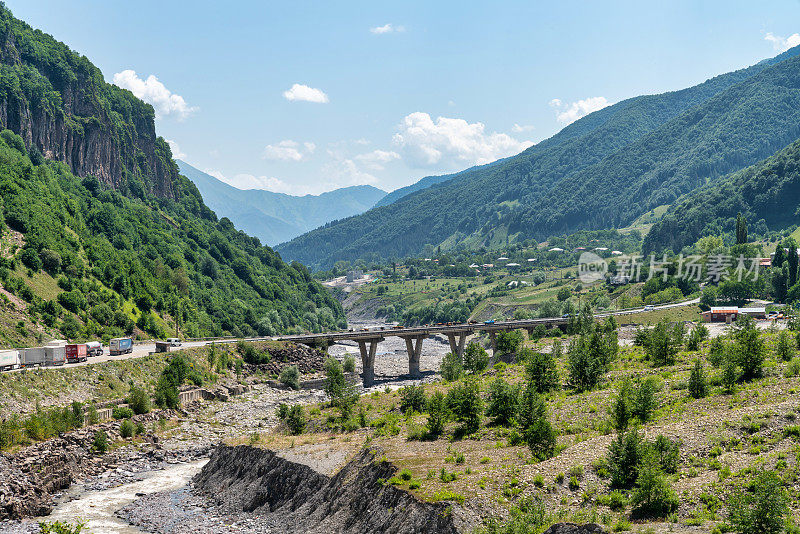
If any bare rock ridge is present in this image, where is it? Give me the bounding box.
[194,445,462,533]
[0,7,179,198]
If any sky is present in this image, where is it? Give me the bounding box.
[6,1,800,196]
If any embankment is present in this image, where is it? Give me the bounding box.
[193,445,463,533]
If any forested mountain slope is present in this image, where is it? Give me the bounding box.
[278,45,800,269]
[0,6,178,198]
[178,161,385,246]
[0,6,344,344]
[643,138,800,254]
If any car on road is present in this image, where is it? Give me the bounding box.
[167,338,182,347]
[644,305,654,311]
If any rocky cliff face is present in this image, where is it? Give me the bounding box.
[0,8,179,198]
[194,445,463,533]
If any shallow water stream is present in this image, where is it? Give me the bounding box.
[45,459,207,533]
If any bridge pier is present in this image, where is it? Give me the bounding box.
[402,335,425,377]
[446,331,469,359]
[488,331,497,355]
[357,337,383,387]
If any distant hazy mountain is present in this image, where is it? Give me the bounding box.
[177,161,386,246]
[373,159,506,208]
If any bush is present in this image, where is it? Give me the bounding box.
[733,320,765,380]
[440,352,463,382]
[567,329,616,391]
[120,419,135,439]
[485,378,519,426]
[686,324,709,351]
[426,391,449,436]
[446,379,483,434]
[608,428,643,488]
[285,405,306,435]
[646,319,682,366]
[776,329,794,362]
[523,348,560,393]
[400,384,427,413]
[647,435,680,474]
[279,365,300,390]
[632,377,659,422]
[727,470,788,534]
[324,357,358,418]
[518,383,556,460]
[38,521,85,534]
[495,330,525,355]
[708,336,726,367]
[463,343,489,374]
[112,406,134,420]
[343,355,356,373]
[127,385,151,415]
[92,430,109,453]
[688,359,708,399]
[630,457,679,518]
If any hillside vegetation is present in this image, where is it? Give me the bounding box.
[278,45,800,269]
[644,138,800,254]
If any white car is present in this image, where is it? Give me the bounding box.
[644,305,654,311]
[166,338,182,347]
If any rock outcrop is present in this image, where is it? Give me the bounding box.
[194,445,462,533]
[0,7,180,198]
[543,524,608,534]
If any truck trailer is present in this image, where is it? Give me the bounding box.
[85,341,103,357]
[0,349,20,371]
[22,347,46,367]
[44,340,66,366]
[66,343,88,363]
[110,337,133,356]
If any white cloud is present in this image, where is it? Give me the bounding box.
[323,159,378,188]
[512,123,535,133]
[166,139,186,160]
[391,112,533,169]
[263,140,304,161]
[370,23,405,34]
[765,32,800,52]
[112,70,197,120]
[304,142,316,153]
[549,96,610,125]
[355,149,401,171]
[282,83,329,103]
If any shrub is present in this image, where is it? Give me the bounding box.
[632,377,659,422]
[688,358,708,399]
[727,470,788,534]
[343,355,356,373]
[426,391,449,436]
[686,324,709,351]
[567,329,616,391]
[776,329,794,362]
[646,319,682,366]
[285,405,306,435]
[495,330,525,355]
[708,336,726,367]
[722,358,739,393]
[92,430,108,453]
[277,403,290,420]
[279,365,301,390]
[523,348,560,393]
[399,384,426,413]
[135,422,145,435]
[518,383,556,460]
[733,320,765,380]
[648,435,680,474]
[463,343,490,373]
[608,428,643,488]
[446,379,483,434]
[630,457,679,518]
[112,407,134,420]
[120,419,135,439]
[38,521,85,534]
[126,385,151,415]
[486,378,519,426]
[440,352,463,382]
[324,358,359,419]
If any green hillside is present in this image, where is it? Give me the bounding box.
[277,46,800,269]
[178,161,386,246]
[643,138,800,254]
[0,6,344,343]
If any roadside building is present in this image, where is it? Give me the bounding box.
[701,307,740,323]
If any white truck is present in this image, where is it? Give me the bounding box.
[22,347,46,367]
[85,341,103,357]
[0,349,20,371]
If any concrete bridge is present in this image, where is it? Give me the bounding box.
[276,298,701,387]
[277,317,570,386]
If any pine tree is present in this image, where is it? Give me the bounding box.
[735,213,748,245]
[787,238,799,288]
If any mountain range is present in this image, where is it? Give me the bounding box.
[276,45,800,269]
[177,161,385,246]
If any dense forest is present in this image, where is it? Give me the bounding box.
[0,130,345,342]
[278,44,800,269]
[644,138,800,254]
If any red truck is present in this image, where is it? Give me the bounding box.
[66,343,88,363]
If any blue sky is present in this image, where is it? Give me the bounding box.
[7,1,800,195]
